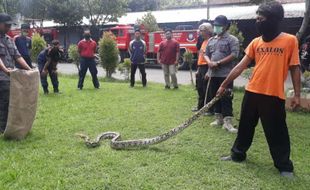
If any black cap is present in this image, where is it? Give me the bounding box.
[21,23,30,29]
[213,15,229,26]
[0,13,15,24]
[134,28,141,33]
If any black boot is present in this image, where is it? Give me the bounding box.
[43,87,49,95]
[54,88,60,94]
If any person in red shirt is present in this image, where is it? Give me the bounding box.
[77,30,100,90]
[157,28,180,89]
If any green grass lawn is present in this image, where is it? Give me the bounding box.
[0,76,309,190]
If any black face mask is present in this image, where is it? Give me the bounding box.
[255,19,280,42]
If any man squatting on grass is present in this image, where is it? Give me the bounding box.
[38,40,63,94]
[0,13,31,133]
[204,15,240,133]
[218,1,301,178]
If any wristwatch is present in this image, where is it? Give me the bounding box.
[216,60,221,66]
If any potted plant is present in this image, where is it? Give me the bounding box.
[286,71,310,111]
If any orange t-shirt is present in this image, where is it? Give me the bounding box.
[197,40,209,65]
[245,33,300,100]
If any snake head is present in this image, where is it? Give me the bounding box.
[75,133,90,141]
[76,133,100,148]
[85,141,100,148]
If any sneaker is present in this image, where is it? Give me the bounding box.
[223,117,238,133]
[173,86,179,89]
[95,87,100,89]
[220,155,244,163]
[165,85,170,89]
[204,112,214,116]
[280,171,294,179]
[210,113,224,127]
[78,87,83,90]
[220,155,233,161]
[130,85,134,88]
[192,107,199,112]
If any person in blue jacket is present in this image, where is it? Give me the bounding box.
[129,29,147,87]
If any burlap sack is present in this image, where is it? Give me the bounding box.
[4,69,40,140]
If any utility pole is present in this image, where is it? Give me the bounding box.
[3,0,8,13]
[206,0,210,20]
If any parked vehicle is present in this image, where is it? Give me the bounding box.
[109,24,198,70]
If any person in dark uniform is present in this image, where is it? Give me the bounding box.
[14,23,32,68]
[129,29,147,87]
[204,15,239,133]
[0,13,31,133]
[38,40,63,94]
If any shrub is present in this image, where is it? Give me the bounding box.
[68,44,80,71]
[118,58,131,80]
[183,51,194,85]
[98,32,119,78]
[31,33,46,62]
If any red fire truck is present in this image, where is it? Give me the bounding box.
[109,25,198,69]
[7,27,58,44]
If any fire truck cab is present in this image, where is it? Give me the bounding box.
[109,25,198,69]
[7,27,58,44]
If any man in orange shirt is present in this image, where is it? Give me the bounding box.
[217,1,300,178]
[192,23,213,112]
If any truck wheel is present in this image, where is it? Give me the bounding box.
[178,49,189,70]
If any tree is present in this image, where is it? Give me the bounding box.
[159,0,203,9]
[47,0,84,48]
[228,22,245,60]
[84,0,127,26]
[31,33,47,63]
[0,0,20,15]
[136,12,159,32]
[98,32,119,78]
[47,0,84,26]
[19,0,49,20]
[128,0,158,12]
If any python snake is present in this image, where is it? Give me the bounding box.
[77,91,230,149]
